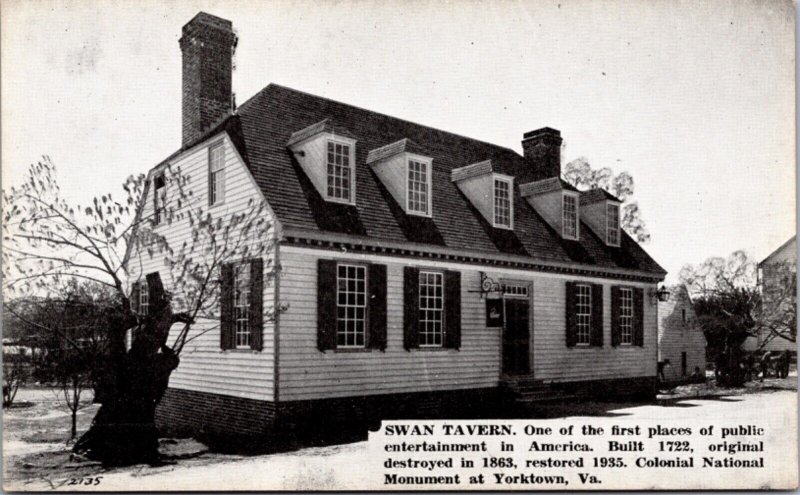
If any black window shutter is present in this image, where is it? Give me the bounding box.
[249,258,264,351]
[590,284,604,347]
[565,281,577,347]
[633,287,645,346]
[220,263,235,350]
[130,282,140,314]
[444,270,461,350]
[317,259,338,351]
[367,264,387,351]
[610,286,621,346]
[146,272,165,310]
[403,267,420,350]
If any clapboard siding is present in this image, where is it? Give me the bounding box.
[658,287,706,381]
[128,133,277,401]
[278,245,658,402]
[532,277,657,382]
[278,247,499,401]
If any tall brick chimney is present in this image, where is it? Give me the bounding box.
[179,13,237,146]
[521,127,563,180]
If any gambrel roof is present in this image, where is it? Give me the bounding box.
[161,83,665,277]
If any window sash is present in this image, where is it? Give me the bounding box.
[336,264,367,348]
[607,203,620,245]
[619,288,633,345]
[154,175,166,225]
[407,159,430,215]
[493,178,512,227]
[139,280,149,316]
[563,194,578,239]
[209,144,225,205]
[575,283,591,345]
[210,169,225,205]
[326,141,353,202]
[234,262,251,348]
[418,271,444,347]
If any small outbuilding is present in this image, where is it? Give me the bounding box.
[658,285,706,383]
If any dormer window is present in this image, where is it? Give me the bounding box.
[407,157,432,216]
[606,202,620,246]
[326,140,355,203]
[287,120,358,206]
[493,176,513,229]
[367,139,433,217]
[562,193,578,240]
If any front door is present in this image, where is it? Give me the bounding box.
[502,298,530,375]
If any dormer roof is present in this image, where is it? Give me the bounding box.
[580,187,621,205]
[519,177,578,197]
[287,118,357,146]
[451,160,497,182]
[366,138,428,164]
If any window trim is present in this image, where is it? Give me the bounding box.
[208,141,226,207]
[619,287,633,346]
[418,269,445,348]
[492,174,514,230]
[606,201,620,247]
[562,192,580,240]
[233,261,252,350]
[335,262,369,349]
[575,283,592,346]
[324,137,357,206]
[405,154,433,217]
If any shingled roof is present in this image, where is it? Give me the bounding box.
[166,83,664,276]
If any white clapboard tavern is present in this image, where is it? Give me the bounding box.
[128,12,666,441]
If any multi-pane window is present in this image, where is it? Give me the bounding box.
[419,271,444,347]
[576,283,592,345]
[327,141,352,202]
[138,279,149,316]
[494,178,512,228]
[407,159,430,215]
[153,174,166,225]
[209,143,225,206]
[234,262,251,348]
[619,288,633,345]
[337,264,367,348]
[563,194,578,239]
[503,284,528,298]
[607,203,620,246]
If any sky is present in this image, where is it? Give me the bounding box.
[1,0,795,283]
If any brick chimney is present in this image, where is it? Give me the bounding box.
[521,127,563,180]
[179,13,237,147]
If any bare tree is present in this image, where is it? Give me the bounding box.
[2,156,277,465]
[755,260,796,347]
[679,250,762,386]
[562,157,651,243]
[3,347,30,408]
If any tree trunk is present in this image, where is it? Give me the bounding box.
[71,407,77,440]
[73,301,179,466]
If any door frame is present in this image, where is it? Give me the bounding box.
[499,279,534,378]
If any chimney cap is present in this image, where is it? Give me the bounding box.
[184,12,233,31]
[523,127,561,140]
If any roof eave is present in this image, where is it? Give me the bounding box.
[280,226,667,282]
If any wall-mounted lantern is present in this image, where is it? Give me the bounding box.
[649,285,671,304]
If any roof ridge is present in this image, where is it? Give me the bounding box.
[246,83,523,157]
